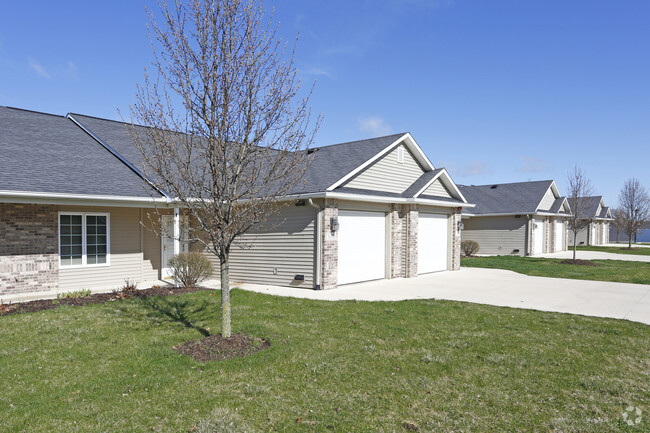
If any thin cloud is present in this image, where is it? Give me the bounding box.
[65,61,78,79]
[517,155,546,173]
[301,66,332,78]
[455,161,490,177]
[28,57,50,78]
[358,116,392,136]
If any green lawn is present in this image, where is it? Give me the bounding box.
[462,255,650,285]
[1,290,648,432]
[577,245,650,256]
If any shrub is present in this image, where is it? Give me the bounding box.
[57,289,92,299]
[114,279,139,299]
[168,252,213,288]
[461,240,480,257]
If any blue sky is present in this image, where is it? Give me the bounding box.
[1,0,648,204]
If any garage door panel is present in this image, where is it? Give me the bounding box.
[418,213,448,274]
[554,221,564,251]
[338,210,386,285]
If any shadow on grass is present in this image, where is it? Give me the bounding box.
[137,295,212,337]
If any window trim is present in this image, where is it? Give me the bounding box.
[58,212,111,269]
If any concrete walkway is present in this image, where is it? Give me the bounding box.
[237,268,650,325]
[540,250,650,262]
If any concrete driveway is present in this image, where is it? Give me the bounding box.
[540,249,650,262]
[237,268,650,325]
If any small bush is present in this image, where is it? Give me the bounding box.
[168,252,213,288]
[113,279,139,299]
[57,289,92,299]
[461,240,480,257]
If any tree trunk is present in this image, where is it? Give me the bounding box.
[628,233,633,248]
[220,255,231,338]
[573,232,577,261]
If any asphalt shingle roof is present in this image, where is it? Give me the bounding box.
[458,180,554,215]
[579,196,604,218]
[401,169,443,197]
[0,107,161,198]
[70,114,408,195]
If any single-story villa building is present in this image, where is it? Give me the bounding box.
[567,196,612,246]
[458,180,570,256]
[1,106,473,296]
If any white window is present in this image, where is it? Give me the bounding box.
[397,147,405,164]
[59,213,110,267]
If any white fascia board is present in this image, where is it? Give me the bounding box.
[0,190,170,208]
[413,168,468,203]
[325,133,435,191]
[315,191,475,208]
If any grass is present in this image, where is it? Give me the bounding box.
[462,255,650,285]
[577,245,650,256]
[1,290,648,432]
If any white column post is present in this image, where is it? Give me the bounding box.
[173,207,180,256]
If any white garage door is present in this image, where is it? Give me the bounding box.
[418,213,449,274]
[534,219,544,255]
[554,220,564,252]
[338,210,386,285]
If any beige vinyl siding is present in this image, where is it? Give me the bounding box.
[568,225,589,246]
[538,187,556,211]
[422,179,452,198]
[343,144,424,194]
[462,215,528,256]
[204,204,316,288]
[59,206,159,291]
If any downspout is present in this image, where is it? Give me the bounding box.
[307,199,322,290]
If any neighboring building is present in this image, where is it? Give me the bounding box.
[566,196,612,246]
[458,181,570,256]
[1,106,472,296]
[609,226,650,244]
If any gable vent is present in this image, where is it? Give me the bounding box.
[397,147,405,164]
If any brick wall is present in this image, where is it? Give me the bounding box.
[451,209,461,270]
[527,217,534,256]
[321,199,338,290]
[405,204,418,277]
[390,204,403,278]
[0,203,59,295]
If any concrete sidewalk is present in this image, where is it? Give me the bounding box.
[237,268,650,325]
[540,250,650,262]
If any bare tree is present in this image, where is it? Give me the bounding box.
[610,207,626,244]
[131,0,318,337]
[617,178,650,248]
[566,166,594,261]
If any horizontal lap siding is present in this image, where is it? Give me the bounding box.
[205,206,316,288]
[344,144,424,194]
[462,216,527,256]
[422,179,452,198]
[59,206,158,291]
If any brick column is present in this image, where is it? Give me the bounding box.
[451,209,461,271]
[321,199,338,290]
[405,204,418,278]
[0,203,59,295]
[542,218,549,254]
[389,204,404,278]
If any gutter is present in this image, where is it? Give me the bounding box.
[0,190,169,206]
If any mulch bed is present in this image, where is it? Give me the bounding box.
[560,259,599,266]
[174,333,270,362]
[0,286,208,316]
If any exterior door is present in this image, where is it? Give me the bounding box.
[161,215,189,279]
[418,213,449,274]
[337,210,386,285]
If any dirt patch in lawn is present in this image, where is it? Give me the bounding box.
[174,333,270,362]
[0,286,208,316]
[560,259,599,266]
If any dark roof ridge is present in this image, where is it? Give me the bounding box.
[1,105,66,119]
[459,179,554,188]
[314,132,407,150]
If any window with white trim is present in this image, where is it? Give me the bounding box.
[59,213,110,266]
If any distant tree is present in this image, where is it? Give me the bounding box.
[610,207,626,243]
[617,178,650,248]
[131,0,319,337]
[566,166,594,261]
